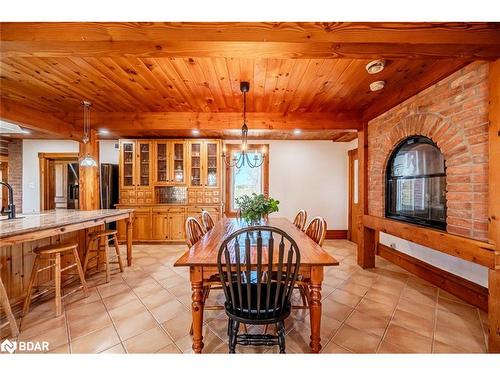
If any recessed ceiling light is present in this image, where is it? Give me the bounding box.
[365,59,386,74]
[293,129,302,135]
[192,129,200,136]
[98,129,109,135]
[369,81,385,92]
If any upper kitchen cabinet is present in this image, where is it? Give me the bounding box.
[154,140,186,185]
[188,140,222,189]
[119,140,153,204]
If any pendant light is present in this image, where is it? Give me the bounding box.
[80,101,98,167]
[221,82,266,169]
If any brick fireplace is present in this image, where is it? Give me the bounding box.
[368,62,489,241]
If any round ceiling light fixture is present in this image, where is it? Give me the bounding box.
[365,59,386,74]
[369,81,385,92]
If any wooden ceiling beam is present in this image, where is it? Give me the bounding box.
[2,22,500,59]
[71,111,362,131]
[0,99,82,140]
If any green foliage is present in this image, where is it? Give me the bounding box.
[235,193,280,223]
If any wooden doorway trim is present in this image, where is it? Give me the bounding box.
[348,148,359,243]
[39,152,79,211]
[224,144,269,217]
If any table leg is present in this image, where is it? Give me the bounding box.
[126,214,133,267]
[309,266,323,353]
[191,267,204,353]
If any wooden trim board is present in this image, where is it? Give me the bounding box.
[364,215,496,268]
[378,243,488,311]
[326,230,348,240]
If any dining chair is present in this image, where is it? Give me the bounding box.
[185,216,206,248]
[201,209,215,232]
[305,216,327,246]
[292,209,307,231]
[184,216,228,335]
[217,226,301,353]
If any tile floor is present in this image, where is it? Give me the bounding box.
[1,240,489,354]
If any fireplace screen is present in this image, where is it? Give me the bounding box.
[386,136,447,230]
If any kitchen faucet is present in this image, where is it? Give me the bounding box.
[0,181,16,219]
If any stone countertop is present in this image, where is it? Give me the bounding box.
[0,209,134,239]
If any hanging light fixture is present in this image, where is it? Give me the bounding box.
[222,82,265,169]
[80,101,98,167]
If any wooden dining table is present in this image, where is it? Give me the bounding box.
[174,217,339,353]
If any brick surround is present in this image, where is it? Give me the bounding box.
[7,139,23,213]
[368,62,489,241]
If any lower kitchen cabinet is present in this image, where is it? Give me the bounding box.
[118,205,221,242]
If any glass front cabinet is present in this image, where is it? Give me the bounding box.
[154,140,186,185]
[119,140,153,205]
[188,140,222,205]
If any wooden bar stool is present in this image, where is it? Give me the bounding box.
[0,263,19,337]
[23,242,88,317]
[83,229,124,284]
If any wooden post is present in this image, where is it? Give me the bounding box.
[78,129,100,210]
[357,121,376,268]
[488,59,500,353]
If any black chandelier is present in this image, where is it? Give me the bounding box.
[222,81,266,169]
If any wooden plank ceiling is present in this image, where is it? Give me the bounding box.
[1,22,499,141]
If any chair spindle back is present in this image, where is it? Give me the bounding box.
[185,217,206,248]
[305,217,327,246]
[217,226,300,320]
[201,210,215,232]
[292,210,307,231]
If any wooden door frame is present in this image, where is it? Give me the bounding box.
[39,152,79,211]
[224,143,269,217]
[0,155,8,211]
[348,148,359,242]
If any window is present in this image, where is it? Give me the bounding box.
[386,136,446,230]
[225,144,269,215]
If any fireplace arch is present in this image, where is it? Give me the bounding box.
[385,135,447,230]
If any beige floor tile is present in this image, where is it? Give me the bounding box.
[66,300,107,321]
[17,325,68,353]
[377,340,410,353]
[108,299,148,322]
[364,288,400,308]
[150,299,188,324]
[344,310,388,337]
[433,340,471,353]
[356,297,395,322]
[162,313,194,341]
[97,282,131,299]
[71,325,120,354]
[100,343,126,354]
[322,300,353,322]
[396,297,436,321]
[123,326,173,353]
[328,289,363,308]
[68,311,113,340]
[434,322,486,352]
[437,298,479,321]
[401,287,437,307]
[321,340,352,353]
[383,323,432,353]
[332,324,381,353]
[48,344,70,354]
[19,314,66,341]
[338,280,370,297]
[391,308,434,337]
[132,282,166,299]
[141,290,174,310]
[102,290,140,310]
[175,327,224,353]
[435,309,483,337]
[156,343,182,353]
[114,310,159,341]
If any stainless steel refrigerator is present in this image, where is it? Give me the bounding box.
[100,164,119,228]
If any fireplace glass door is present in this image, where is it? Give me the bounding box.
[386,136,447,230]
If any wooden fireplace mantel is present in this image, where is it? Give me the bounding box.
[363,215,497,269]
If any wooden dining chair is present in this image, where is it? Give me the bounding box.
[292,210,307,231]
[185,217,206,248]
[305,216,327,246]
[218,226,301,353]
[201,209,215,232]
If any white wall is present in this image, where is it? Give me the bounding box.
[22,140,79,213]
[225,140,352,230]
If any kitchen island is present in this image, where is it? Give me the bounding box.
[0,209,134,306]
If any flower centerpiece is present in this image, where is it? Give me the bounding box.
[235,193,280,225]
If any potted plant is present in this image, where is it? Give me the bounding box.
[235,193,280,225]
